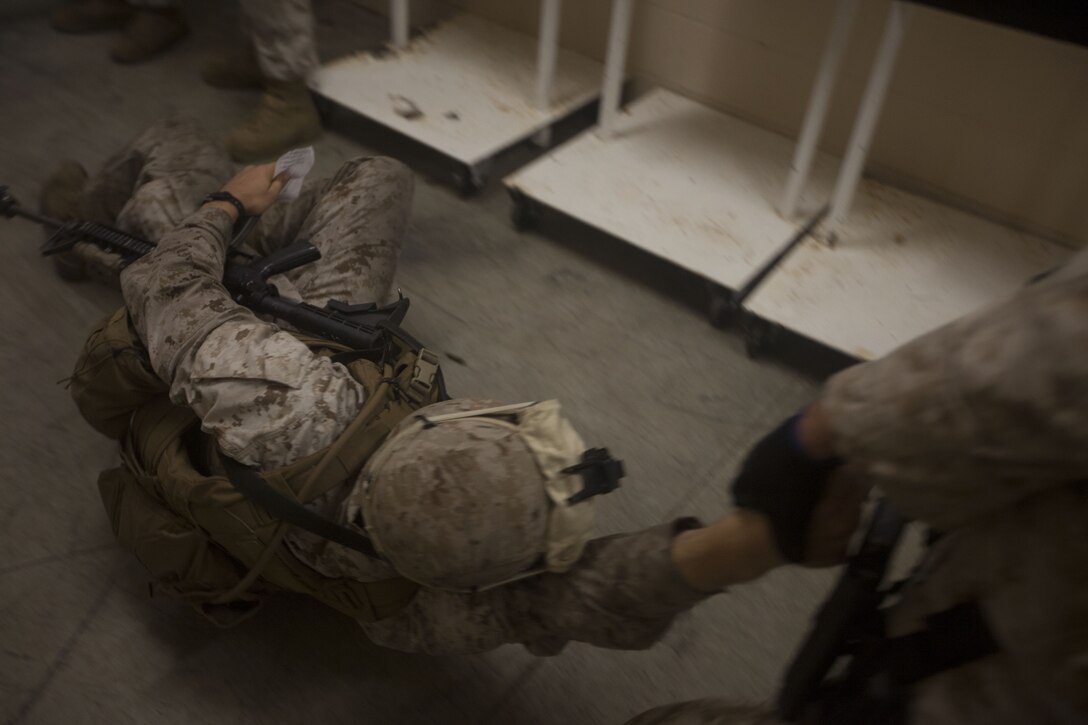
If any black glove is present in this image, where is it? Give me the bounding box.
[731,415,841,562]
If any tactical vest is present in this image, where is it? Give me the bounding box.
[71,307,442,626]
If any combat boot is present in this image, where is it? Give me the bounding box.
[40,161,90,282]
[225,80,322,162]
[110,8,188,64]
[200,47,263,89]
[50,0,132,33]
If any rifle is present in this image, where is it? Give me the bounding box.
[777,499,909,722]
[0,185,408,351]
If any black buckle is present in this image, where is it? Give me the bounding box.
[563,448,625,505]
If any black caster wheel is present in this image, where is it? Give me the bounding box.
[707,283,739,329]
[742,316,777,359]
[452,165,486,197]
[509,190,541,231]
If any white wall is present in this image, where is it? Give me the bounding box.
[358,0,1088,245]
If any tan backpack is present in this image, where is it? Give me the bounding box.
[71,307,441,626]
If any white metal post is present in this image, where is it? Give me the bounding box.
[780,0,859,220]
[391,0,410,50]
[598,0,634,138]
[826,1,911,241]
[536,0,562,108]
[532,0,563,146]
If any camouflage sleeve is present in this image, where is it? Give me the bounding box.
[822,247,1088,528]
[119,206,364,468]
[360,520,712,655]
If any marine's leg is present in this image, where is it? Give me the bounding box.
[88,116,234,239]
[248,156,414,306]
[226,0,321,162]
[360,521,710,656]
[44,117,233,282]
[239,0,318,84]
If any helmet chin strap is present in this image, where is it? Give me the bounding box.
[412,401,539,428]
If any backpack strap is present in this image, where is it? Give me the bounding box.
[209,344,442,604]
[274,344,442,500]
[220,455,380,558]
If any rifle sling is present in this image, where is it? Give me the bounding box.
[220,454,380,559]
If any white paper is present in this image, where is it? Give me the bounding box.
[274,146,316,201]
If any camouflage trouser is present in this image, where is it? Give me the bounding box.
[78,116,411,307]
[129,0,318,81]
[358,520,712,656]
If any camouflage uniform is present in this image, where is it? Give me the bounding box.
[627,248,1088,723]
[91,118,710,655]
[129,0,318,80]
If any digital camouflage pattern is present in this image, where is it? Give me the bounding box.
[823,247,1088,724]
[108,118,409,469]
[631,247,1088,723]
[80,118,711,654]
[361,518,708,656]
[358,401,551,590]
[238,0,318,82]
[128,0,318,81]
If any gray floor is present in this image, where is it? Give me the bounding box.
[0,4,841,723]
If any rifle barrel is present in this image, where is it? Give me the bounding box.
[12,205,64,229]
[240,294,387,351]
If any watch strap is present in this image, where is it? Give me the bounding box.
[203,191,247,219]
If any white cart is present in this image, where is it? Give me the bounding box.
[504,0,1078,358]
[310,1,604,194]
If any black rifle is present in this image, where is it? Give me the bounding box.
[777,499,909,722]
[1,185,407,351]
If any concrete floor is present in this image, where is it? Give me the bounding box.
[1,3,845,723]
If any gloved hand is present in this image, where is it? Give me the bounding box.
[731,414,842,562]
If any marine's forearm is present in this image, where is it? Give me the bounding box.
[820,248,1088,527]
[119,205,253,385]
[671,511,783,591]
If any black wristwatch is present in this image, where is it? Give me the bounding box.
[202,191,247,219]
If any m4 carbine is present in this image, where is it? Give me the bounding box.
[1,185,408,351]
[778,499,909,722]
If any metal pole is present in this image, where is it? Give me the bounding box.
[391,0,410,50]
[780,0,859,220]
[826,1,911,241]
[532,0,563,146]
[598,0,634,138]
[536,0,561,109]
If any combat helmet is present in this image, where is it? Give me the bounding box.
[352,399,624,590]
